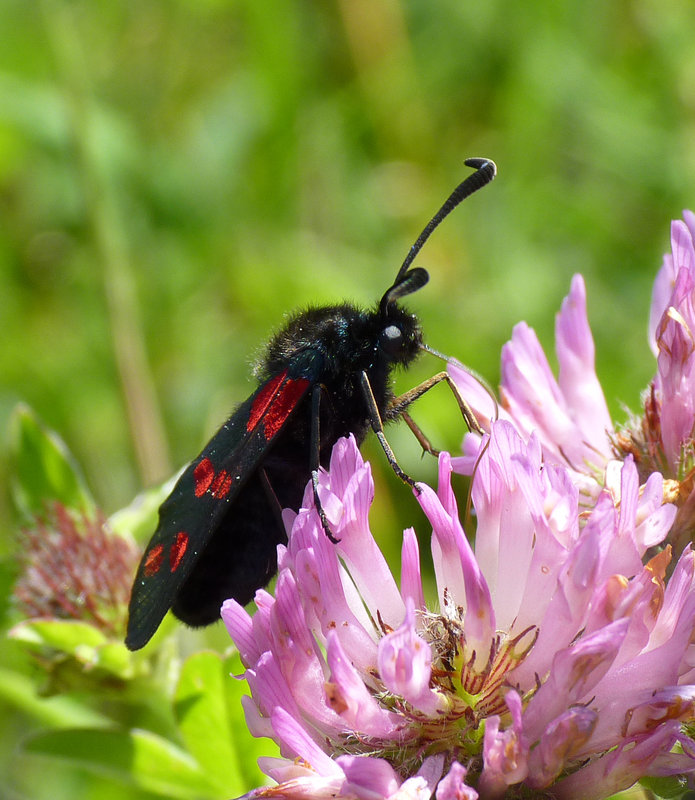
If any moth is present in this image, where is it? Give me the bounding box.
[126,157,496,650]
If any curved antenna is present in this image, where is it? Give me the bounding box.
[380,266,429,310]
[395,157,496,285]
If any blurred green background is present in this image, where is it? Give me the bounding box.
[2,0,695,797]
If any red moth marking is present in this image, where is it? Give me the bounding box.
[193,458,231,500]
[144,543,164,577]
[247,372,286,432]
[194,457,215,497]
[211,469,232,498]
[170,532,189,572]
[262,378,309,438]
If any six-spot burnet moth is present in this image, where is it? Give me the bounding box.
[125,157,496,651]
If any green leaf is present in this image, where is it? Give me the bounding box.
[9,404,95,520]
[174,650,249,795]
[0,667,110,728]
[640,774,690,798]
[0,556,18,626]
[89,641,133,679]
[10,619,108,653]
[9,619,135,683]
[23,728,219,799]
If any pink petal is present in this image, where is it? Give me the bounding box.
[471,422,539,632]
[392,755,445,799]
[522,619,628,742]
[435,761,478,800]
[270,706,340,776]
[479,691,528,796]
[248,652,303,730]
[400,528,425,611]
[326,630,402,737]
[418,454,495,662]
[556,274,612,457]
[526,706,597,789]
[337,755,401,800]
[552,723,682,800]
[290,509,380,672]
[377,599,442,715]
[221,598,259,665]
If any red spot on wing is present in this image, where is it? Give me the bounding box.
[170,531,189,572]
[194,458,215,497]
[193,459,232,500]
[211,469,232,498]
[247,372,286,432]
[262,378,310,438]
[144,543,164,577]
[193,374,309,506]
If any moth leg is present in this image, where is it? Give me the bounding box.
[310,384,340,544]
[389,371,484,437]
[258,467,286,534]
[359,371,419,491]
[400,410,440,457]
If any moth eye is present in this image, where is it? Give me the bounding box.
[379,324,403,356]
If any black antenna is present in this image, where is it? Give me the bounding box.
[395,157,496,285]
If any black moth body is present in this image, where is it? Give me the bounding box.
[126,158,496,651]
[172,301,422,628]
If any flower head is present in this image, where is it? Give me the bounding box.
[223,211,695,798]
[14,503,138,637]
[224,430,695,799]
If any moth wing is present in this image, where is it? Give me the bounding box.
[126,369,313,650]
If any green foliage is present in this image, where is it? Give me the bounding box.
[640,774,692,798]
[9,404,95,522]
[9,619,134,685]
[175,651,269,795]
[23,728,224,799]
[3,0,695,797]
[2,408,270,798]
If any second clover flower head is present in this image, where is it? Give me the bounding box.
[451,210,695,553]
[223,425,695,799]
